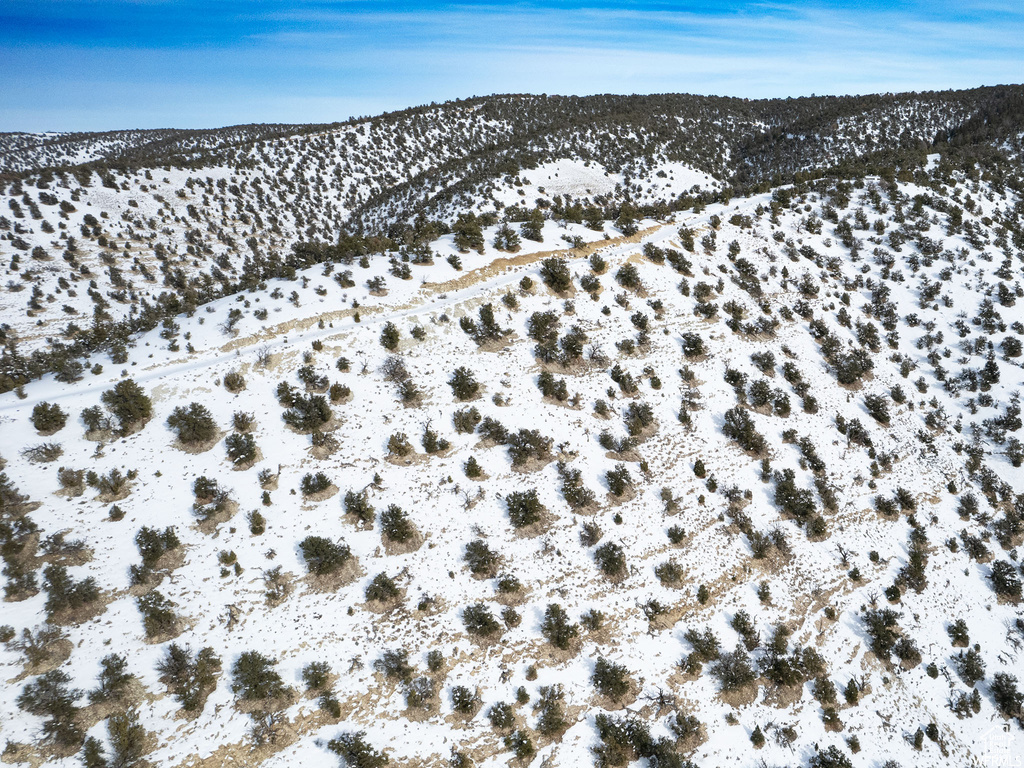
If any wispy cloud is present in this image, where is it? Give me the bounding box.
[1,1,1021,130]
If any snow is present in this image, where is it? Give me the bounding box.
[1,148,1023,768]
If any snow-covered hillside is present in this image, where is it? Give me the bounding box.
[1,130,1023,768]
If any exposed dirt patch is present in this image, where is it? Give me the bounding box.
[9,638,73,683]
[494,587,530,607]
[303,557,363,594]
[510,454,556,474]
[385,451,430,467]
[513,509,557,539]
[533,637,583,667]
[382,529,424,556]
[301,484,339,504]
[96,484,133,503]
[648,604,686,632]
[762,681,804,709]
[194,500,239,535]
[363,589,407,614]
[48,592,112,627]
[232,455,263,474]
[605,486,637,506]
[475,335,517,353]
[78,678,149,731]
[594,680,640,711]
[53,483,86,499]
[143,614,193,646]
[0,742,45,768]
[422,226,660,294]
[718,682,759,708]
[173,429,225,455]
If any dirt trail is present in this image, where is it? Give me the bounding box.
[421,224,662,294]
[0,222,672,413]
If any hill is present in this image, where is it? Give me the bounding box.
[0,88,1023,768]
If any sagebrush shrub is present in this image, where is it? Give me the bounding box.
[365,572,400,602]
[505,489,543,528]
[540,603,579,650]
[380,505,413,542]
[31,401,67,434]
[231,651,286,700]
[464,539,499,577]
[448,367,480,401]
[300,472,332,496]
[225,432,257,465]
[100,379,153,433]
[299,536,351,575]
[592,657,631,701]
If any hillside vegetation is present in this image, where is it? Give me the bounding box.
[0,88,1023,768]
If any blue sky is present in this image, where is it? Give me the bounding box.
[1,0,1022,132]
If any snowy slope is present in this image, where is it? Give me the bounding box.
[1,155,1023,768]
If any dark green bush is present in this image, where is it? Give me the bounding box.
[540,257,571,293]
[374,648,413,682]
[421,423,450,454]
[450,685,480,714]
[488,701,515,729]
[223,371,245,392]
[540,603,579,650]
[594,541,626,578]
[504,729,535,761]
[379,322,400,350]
[990,561,1023,601]
[387,432,413,456]
[100,379,152,433]
[135,525,180,568]
[380,505,413,543]
[302,661,332,691]
[299,536,351,575]
[89,653,132,703]
[106,708,146,767]
[137,590,177,638]
[365,572,400,602]
[991,672,1024,718]
[558,461,596,509]
[16,669,83,748]
[464,456,484,478]
[505,489,543,528]
[156,644,221,712]
[709,647,756,692]
[282,394,331,432]
[592,657,631,701]
[31,401,67,434]
[225,432,257,465]
[81,405,112,433]
[452,406,482,434]
[300,472,332,496]
[448,367,480,401]
[328,731,389,768]
[464,539,499,577]
[42,563,99,616]
[864,394,891,424]
[615,263,642,290]
[231,651,286,700]
[506,428,553,466]
[605,464,633,497]
[405,675,436,709]
[722,407,768,455]
[463,603,502,637]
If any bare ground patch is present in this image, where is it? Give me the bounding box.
[302,557,363,594]
[302,484,339,504]
[173,429,225,455]
[382,529,424,556]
